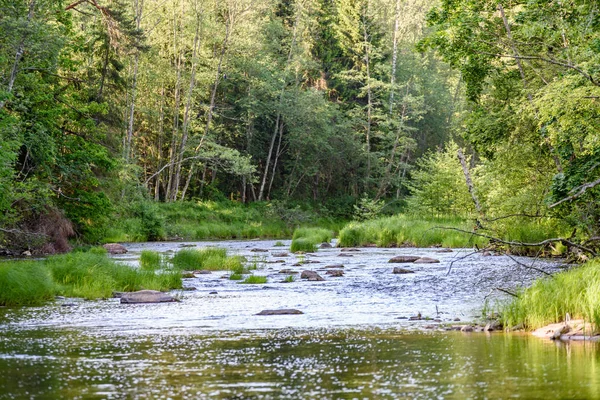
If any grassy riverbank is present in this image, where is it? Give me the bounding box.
[101,200,346,243]
[337,214,569,251]
[0,246,265,306]
[338,215,486,248]
[501,259,600,330]
[0,251,183,306]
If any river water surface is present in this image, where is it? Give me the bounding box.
[1,240,599,399]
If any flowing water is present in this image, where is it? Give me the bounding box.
[1,240,599,399]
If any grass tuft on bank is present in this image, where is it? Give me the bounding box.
[170,247,244,271]
[0,252,183,306]
[290,227,334,253]
[0,261,56,306]
[338,214,486,248]
[501,260,600,330]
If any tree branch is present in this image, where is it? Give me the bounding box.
[482,52,599,86]
[433,226,598,257]
[549,177,600,208]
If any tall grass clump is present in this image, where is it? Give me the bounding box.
[0,261,56,306]
[46,253,181,299]
[338,214,485,248]
[501,260,600,330]
[240,275,268,284]
[140,250,165,270]
[170,247,244,271]
[290,227,333,253]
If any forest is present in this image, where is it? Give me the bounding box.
[0,0,599,255]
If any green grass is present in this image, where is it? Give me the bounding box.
[0,252,183,305]
[102,200,349,243]
[140,250,164,270]
[229,273,243,280]
[290,227,334,253]
[338,214,485,248]
[274,241,285,247]
[501,260,600,330]
[46,253,181,299]
[0,261,56,306]
[336,213,568,249]
[284,275,295,283]
[240,275,268,284]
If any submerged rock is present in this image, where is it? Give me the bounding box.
[325,269,344,277]
[256,309,304,316]
[393,267,414,274]
[319,242,332,249]
[460,325,474,332]
[414,257,440,264]
[484,320,503,332]
[435,248,453,253]
[272,252,289,257]
[251,248,269,252]
[324,264,344,269]
[194,270,212,275]
[120,290,176,304]
[388,255,420,263]
[278,269,298,274]
[103,243,127,254]
[300,270,325,281]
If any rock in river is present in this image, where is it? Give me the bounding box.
[388,255,420,263]
[324,264,344,269]
[325,269,344,277]
[414,257,440,264]
[256,309,304,316]
[103,243,127,254]
[319,242,332,249]
[300,270,325,281]
[120,290,176,304]
[393,267,414,274]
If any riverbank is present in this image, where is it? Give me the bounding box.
[500,259,600,334]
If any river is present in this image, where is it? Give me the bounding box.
[1,240,598,399]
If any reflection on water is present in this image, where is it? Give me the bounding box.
[0,327,598,399]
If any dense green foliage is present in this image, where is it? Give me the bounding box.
[0,0,456,250]
[421,0,600,247]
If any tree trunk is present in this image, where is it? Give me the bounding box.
[0,0,36,110]
[183,11,232,199]
[362,3,373,190]
[173,12,202,200]
[388,0,400,114]
[457,148,483,216]
[267,120,285,199]
[257,6,300,201]
[124,0,144,163]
